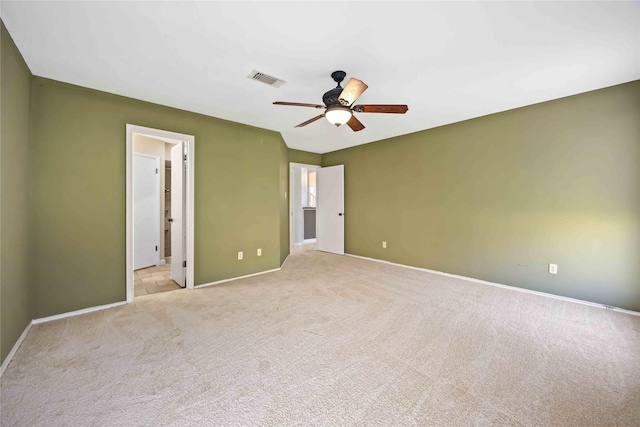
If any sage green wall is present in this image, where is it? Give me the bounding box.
[323,81,640,311]
[288,148,321,166]
[30,77,287,318]
[0,22,32,363]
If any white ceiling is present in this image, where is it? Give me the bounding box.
[2,1,639,154]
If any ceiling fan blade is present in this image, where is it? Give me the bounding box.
[294,114,325,128]
[274,102,325,109]
[352,104,409,114]
[346,115,365,132]
[338,78,368,106]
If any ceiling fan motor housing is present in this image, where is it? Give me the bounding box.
[323,87,344,107]
[323,70,347,106]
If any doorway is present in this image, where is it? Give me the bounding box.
[289,163,345,255]
[290,163,320,252]
[126,124,195,303]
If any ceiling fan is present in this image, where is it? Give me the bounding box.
[273,71,409,132]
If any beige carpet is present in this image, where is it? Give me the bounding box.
[2,245,639,426]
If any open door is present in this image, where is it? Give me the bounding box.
[316,165,344,255]
[170,142,186,287]
[133,153,159,270]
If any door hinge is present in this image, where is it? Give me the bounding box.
[155,246,158,251]
[156,168,158,174]
[183,260,187,268]
[184,155,187,161]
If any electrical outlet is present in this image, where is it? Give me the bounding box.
[549,263,558,274]
[257,248,262,256]
[382,241,387,249]
[238,251,243,260]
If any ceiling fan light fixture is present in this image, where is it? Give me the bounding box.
[325,106,352,127]
[273,71,408,131]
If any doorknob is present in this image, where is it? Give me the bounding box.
[168,218,174,222]
[338,213,343,216]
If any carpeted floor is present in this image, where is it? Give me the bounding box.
[2,246,639,426]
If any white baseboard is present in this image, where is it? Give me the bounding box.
[195,268,281,289]
[281,254,291,268]
[0,321,33,377]
[158,259,166,265]
[32,301,128,324]
[346,253,640,317]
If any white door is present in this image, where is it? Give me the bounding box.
[170,142,186,287]
[133,154,159,270]
[316,165,344,255]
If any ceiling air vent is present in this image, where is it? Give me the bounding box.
[248,70,286,88]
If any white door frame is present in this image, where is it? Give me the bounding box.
[126,124,195,302]
[170,142,187,287]
[133,152,161,269]
[289,162,320,254]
